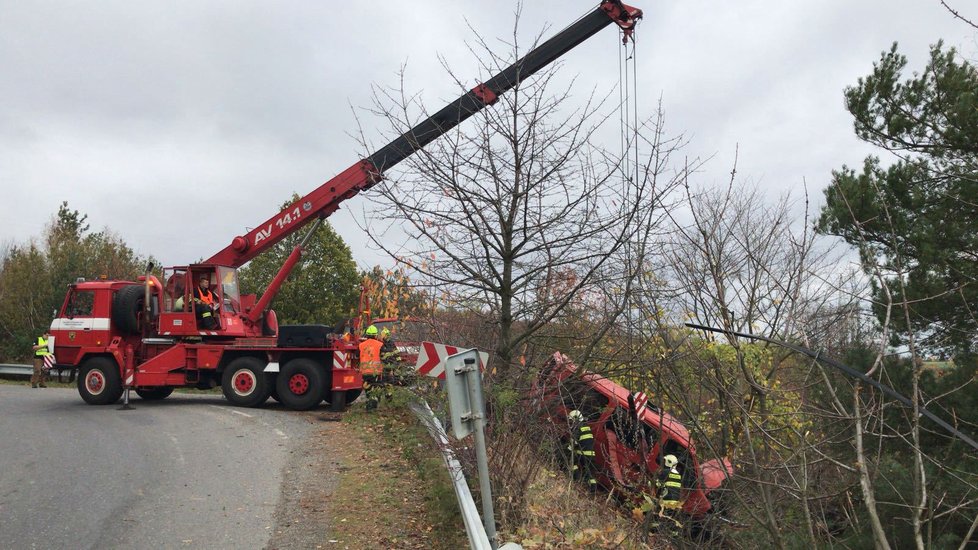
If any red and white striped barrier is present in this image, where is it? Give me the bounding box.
[414,341,489,380]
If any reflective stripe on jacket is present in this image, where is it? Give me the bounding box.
[575,424,595,457]
[658,467,682,503]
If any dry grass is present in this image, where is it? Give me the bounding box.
[327,390,468,549]
[499,465,675,549]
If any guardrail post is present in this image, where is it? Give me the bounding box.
[462,356,497,549]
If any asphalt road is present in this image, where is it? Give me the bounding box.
[0,385,317,549]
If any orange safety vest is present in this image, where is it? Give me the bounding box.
[196,287,216,305]
[359,338,383,375]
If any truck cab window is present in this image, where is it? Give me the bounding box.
[218,267,240,314]
[65,290,94,317]
[164,268,188,312]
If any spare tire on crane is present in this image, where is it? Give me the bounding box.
[112,284,145,335]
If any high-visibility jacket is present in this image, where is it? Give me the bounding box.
[380,338,400,365]
[575,424,595,457]
[35,336,51,357]
[657,467,683,507]
[570,423,597,487]
[359,338,384,375]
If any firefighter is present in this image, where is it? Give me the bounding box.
[568,409,597,491]
[652,453,684,535]
[193,274,220,330]
[380,327,395,356]
[379,327,401,390]
[359,324,384,410]
[31,331,52,388]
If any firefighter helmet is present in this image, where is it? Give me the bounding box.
[568,409,584,422]
[664,454,678,468]
[365,324,379,336]
[381,327,391,339]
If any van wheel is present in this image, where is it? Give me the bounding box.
[112,285,145,335]
[277,358,324,411]
[78,357,123,405]
[221,357,270,407]
[135,387,174,400]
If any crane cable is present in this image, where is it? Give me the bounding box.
[618,27,640,352]
[618,29,640,191]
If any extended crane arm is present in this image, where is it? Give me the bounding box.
[205,1,642,268]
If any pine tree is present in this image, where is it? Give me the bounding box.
[817,42,978,353]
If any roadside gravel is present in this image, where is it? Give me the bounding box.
[266,413,346,549]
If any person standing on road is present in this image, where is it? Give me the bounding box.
[359,325,384,410]
[31,331,52,388]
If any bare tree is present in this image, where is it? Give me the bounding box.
[939,0,978,29]
[357,12,680,379]
[645,177,978,548]
[631,176,862,547]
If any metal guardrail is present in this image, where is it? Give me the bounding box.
[0,363,33,376]
[410,400,493,549]
[410,400,522,550]
[0,363,74,380]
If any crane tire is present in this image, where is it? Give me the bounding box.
[221,356,270,408]
[276,358,325,411]
[78,356,123,405]
[112,285,145,335]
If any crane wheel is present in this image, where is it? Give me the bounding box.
[221,357,270,407]
[78,357,124,405]
[276,358,325,411]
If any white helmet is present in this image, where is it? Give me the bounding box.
[568,409,584,422]
[664,454,678,468]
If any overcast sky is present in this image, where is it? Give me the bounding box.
[1,1,975,271]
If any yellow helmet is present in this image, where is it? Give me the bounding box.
[664,454,678,468]
[365,324,378,336]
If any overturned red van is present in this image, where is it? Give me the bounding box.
[533,352,733,520]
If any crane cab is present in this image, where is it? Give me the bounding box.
[158,265,258,338]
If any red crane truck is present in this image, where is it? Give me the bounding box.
[49,2,643,412]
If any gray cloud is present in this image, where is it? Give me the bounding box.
[1,0,973,270]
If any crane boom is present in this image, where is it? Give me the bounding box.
[51,2,644,413]
[205,1,641,268]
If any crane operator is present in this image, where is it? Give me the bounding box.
[193,274,220,330]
